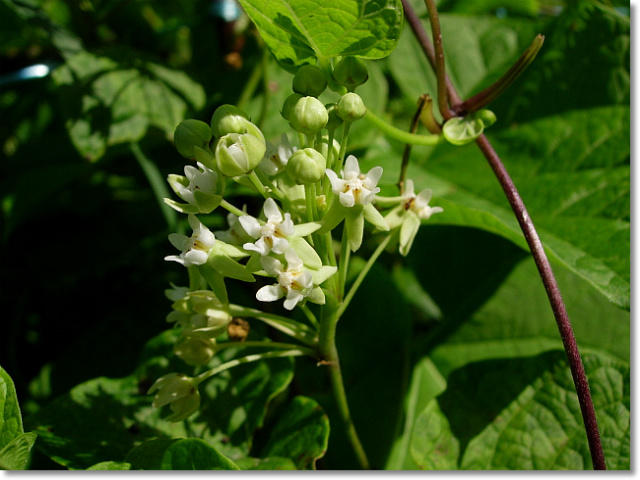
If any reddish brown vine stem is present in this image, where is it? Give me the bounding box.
[401,0,607,470]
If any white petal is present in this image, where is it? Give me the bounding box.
[283,290,305,310]
[294,270,313,290]
[364,166,383,188]
[183,250,209,266]
[344,155,360,176]
[238,215,263,238]
[404,179,416,198]
[260,255,283,275]
[197,228,216,248]
[339,191,356,208]
[244,237,270,256]
[164,255,185,265]
[284,248,303,270]
[256,284,284,302]
[263,198,283,223]
[415,188,434,206]
[325,169,343,194]
[278,213,295,236]
[270,236,290,255]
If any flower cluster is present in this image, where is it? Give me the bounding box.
[149,58,443,422]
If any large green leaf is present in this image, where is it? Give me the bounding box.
[52,50,205,161]
[160,438,240,470]
[409,351,629,470]
[237,0,403,71]
[0,432,37,470]
[363,103,630,310]
[261,396,330,469]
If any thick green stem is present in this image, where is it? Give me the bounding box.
[318,304,370,470]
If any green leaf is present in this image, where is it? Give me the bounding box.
[0,432,37,470]
[0,366,23,449]
[261,396,329,470]
[86,461,131,470]
[237,0,403,71]
[160,438,240,470]
[386,357,447,469]
[234,456,297,470]
[410,401,459,470]
[364,103,630,310]
[24,330,295,469]
[452,352,630,470]
[52,50,205,161]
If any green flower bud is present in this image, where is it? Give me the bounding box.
[281,93,303,121]
[292,64,328,97]
[174,119,212,159]
[289,96,328,135]
[336,92,366,122]
[215,132,266,177]
[287,148,327,185]
[210,104,251,137]
[174,337,217,366]
[333,57,369,91]
[325,103,344,132]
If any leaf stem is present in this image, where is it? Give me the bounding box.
[220,199,247,218]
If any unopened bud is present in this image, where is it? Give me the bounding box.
[215,132,266,177]
[333,57,369,91]
[210,104,251,137]
[292,64,328,97]
[289,96,328,135]
[336,92,366,122]
[287,148,327,185]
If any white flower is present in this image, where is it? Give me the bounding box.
[148,373,201,422]
[402,179,444,220]
[259,133,297,176]
[177,162,218,205]
[326,155,383,207]
[165,214,216,267]
[239,198,294,256]
[256,249,313,310]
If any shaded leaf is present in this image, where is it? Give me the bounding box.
[86,461,131,470]
[234,456,297,470]
[160,438,240,470]
[261,396,329,470]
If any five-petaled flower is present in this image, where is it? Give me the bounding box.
[148,373,201,422]
[402,179,444,220]
[165,214,216,267]
[239,198,294,256]
[176,162,218,205]
[259,133,297,176]
[256,249,313,310]
[326,155,382,207]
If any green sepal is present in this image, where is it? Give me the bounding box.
[167,173,188,195]
[207,244,255,282]
[293,221,322,237]
[192,190,223,213]
[306,286,326,305]
[198,265,230,304]
[194,145,216,171]
[174,119,212,159]
[289,236,322,270]
[163,197,201,214]
[399,211,421,256]
[363,203,389,231]
[311,266,337,285]
[317,200,346,235]
[245,252,263,273]
[382,205,404,231]
[217,241,250,259]
[442,109,496,146]
[345,207,365,252]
